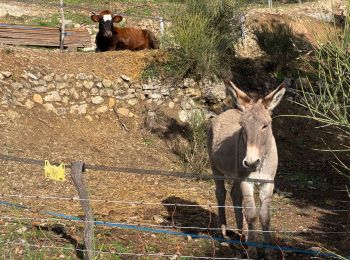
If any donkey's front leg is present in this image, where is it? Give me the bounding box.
[214,179,227,237]
[259,183,275,259]
[241,181,258,258]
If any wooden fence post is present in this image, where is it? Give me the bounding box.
[59,0,65,51]
[70,161,94,260]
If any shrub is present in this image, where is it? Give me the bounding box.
[300,12,350,179]
[178,110,210,174]
[253,21,311,72]
[165,0,241,80]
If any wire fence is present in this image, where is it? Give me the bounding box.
[0,152,349,259]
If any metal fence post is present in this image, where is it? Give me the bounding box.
[59,0,65,51]
[268,0,272,8]
[159,17,165,48]
[70,161,94,260]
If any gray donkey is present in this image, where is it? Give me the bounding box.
[208,81,286,259]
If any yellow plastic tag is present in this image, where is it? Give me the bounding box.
[44,160,65,182]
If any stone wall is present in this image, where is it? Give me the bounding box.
[0,70,228,122]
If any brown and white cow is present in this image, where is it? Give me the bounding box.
[91,10,159,52]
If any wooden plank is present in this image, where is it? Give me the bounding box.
[0,23,91,48]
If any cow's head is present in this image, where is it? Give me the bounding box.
[91,10,123,38]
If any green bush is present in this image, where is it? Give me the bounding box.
[181,110,210,174]
[254,21,310,72]
[300,12,350,179]
[165,0,241,80]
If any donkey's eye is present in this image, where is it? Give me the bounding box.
[262,124,268,130]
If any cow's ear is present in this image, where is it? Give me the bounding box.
[113,15,123,23]
[91,14,101,22]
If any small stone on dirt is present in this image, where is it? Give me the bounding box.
[91,96,104,105]
[44,91,61,102]
[108,97,116,108]
[120,74,131,82]
[25,99,34,109]
[117,108,130,117]
[1,71,12,78]
[33,94,43,104]
[16,227,28,234]
[96,105,108,114]
[152,215,165,224]
[102,79,112,88]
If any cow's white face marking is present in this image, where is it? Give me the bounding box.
[103,14,112,21]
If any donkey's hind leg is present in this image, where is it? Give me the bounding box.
[214,178,227,237]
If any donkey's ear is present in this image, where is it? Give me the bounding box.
[262,82,286,111]
[91,14,101,22]
[227,81,251,111]
[113,15,123,23]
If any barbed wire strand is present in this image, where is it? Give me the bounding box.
[1,193,349,213]
[0,240,245,260]
[0,153,275,183]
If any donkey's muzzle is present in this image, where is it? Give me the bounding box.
[243,158,261,169]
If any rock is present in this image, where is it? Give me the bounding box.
[56,107,67,116]
[33,94,43,104]
[43,75,54,82]
[47,83,56,89]
[102,79,112,88]
[179,110,188,122]
[70,104,87,115]
[152,215,165,224]
[32,86,48,93]
[11,82,23,90]
[180,98,196,110]
[27,72,38,80]
[117,107,130,117]
[44,91,61,102]
[76,73,87,80]
[120,74,131,82]
[186,87,202,99]
[85,115,93,121]
[200,78,226,103]
[0,74,4,80]
[150,93,162,99]
[108,97,116,108]
[168,101,175,109]
[142,84,153,90]
[90,88,99,95]
[44,103,57,113]
[16,227,28,234]
[96,105,108,114]
[96,82,103,89]
[56,82,68,89]
[70,88,79,99]
[91,96,104,105]
[127,99,138,106]
[160,87,170,96]
[183,78,196,88]
[24,99,34,109]
[1,71,12,78]
[83,80,94,90]
[59,89,70,96]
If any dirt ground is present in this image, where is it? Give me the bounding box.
[0,0,349,259]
